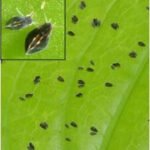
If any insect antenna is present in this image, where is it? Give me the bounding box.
[16,8,24,16]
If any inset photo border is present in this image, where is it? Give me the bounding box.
[1,0,66,60]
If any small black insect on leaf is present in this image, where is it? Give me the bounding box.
[67,31,75,36]
[76,92,83,98]
[79,1,86,9]
[86,67,94,72]
[72,15,79,24]
[105,82,113,87]
[65,138,71,142]
[111,63,120,69]
[57,76,65,82]
[111,23,119,30]
[90,126,98,132]
[90,132,97,136]
[65,124,69,128]
[129,51,137,58]
[146,6,149,10]
[92,18,101,27]
[33,76,41,84]
[138,41,146,47]
[25,93,33,98]
[78,66,84,70]
[90,60,95,66]
[40,122,48,130]
[78,79,85,88]
[6,16,32,30]
[70,121,78,128]
[19,96,25,101]
[27,142,35,150]
[25,23,52,55]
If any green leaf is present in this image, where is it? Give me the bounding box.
[2,0,148,150]
[2,0,65,59]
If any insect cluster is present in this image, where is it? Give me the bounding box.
[5,12,52,55]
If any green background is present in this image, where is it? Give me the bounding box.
[1,0,149,149]
[2,0,65,59]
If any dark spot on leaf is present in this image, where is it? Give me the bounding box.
[72,15,78,24]
[86,67,94,72]
[19,96,25,101]
[111,63,120,69]
[90,126,98,132]
[111,23,119,30]
[76,92,83,98]
[78,66,84,70]
[33,76,41,84]
[27,142,35,150]
[146,6,149,10]
[57,76,65,82]
[65,124,69,128]
[90,60,95,66]
[40,122,48,130]
[67,31,75,36]
[78,79,85,88]
[138,41,146,47]
[79,1,86,9]
[70,121,78,128]
[92,18,101,27]
[105,82,113,87]
[129,51,137,58]
[65,138,71,142]
[25,93,33,98]
[90,132,97,136]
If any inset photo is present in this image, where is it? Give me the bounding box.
[2,0,65,60]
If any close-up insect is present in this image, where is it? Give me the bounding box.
[5,9,33,30]
[25,22,52,55]
[5,15,33,30]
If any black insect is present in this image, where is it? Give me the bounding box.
[78,66,84,70]
[76,92,83,98]
[65,138,71,142]
[25,93,33,98]
[27,142,35,150]
[70,121,78,128]
[40,122,48,130]
[67,31,75,36]
[25,23,52,55]
[92,18,101,27]
[72,15,78,24]
[90,132,97,136]
[105,82,113,87]
[111,63,120,69]
[90,60,95,66]
[78,80,85,88]
[90,126,98,132]
[111,23,119,30]
[80,1,86,9]
[6,15,32,30]
[146,6,149,10]
[129,51,137,58]
[65,124,69,128]
[138,41,146,47]
[33,75,41,84]
[19,96,25,101]
[86,67,94,72]
[57,76,65,82]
